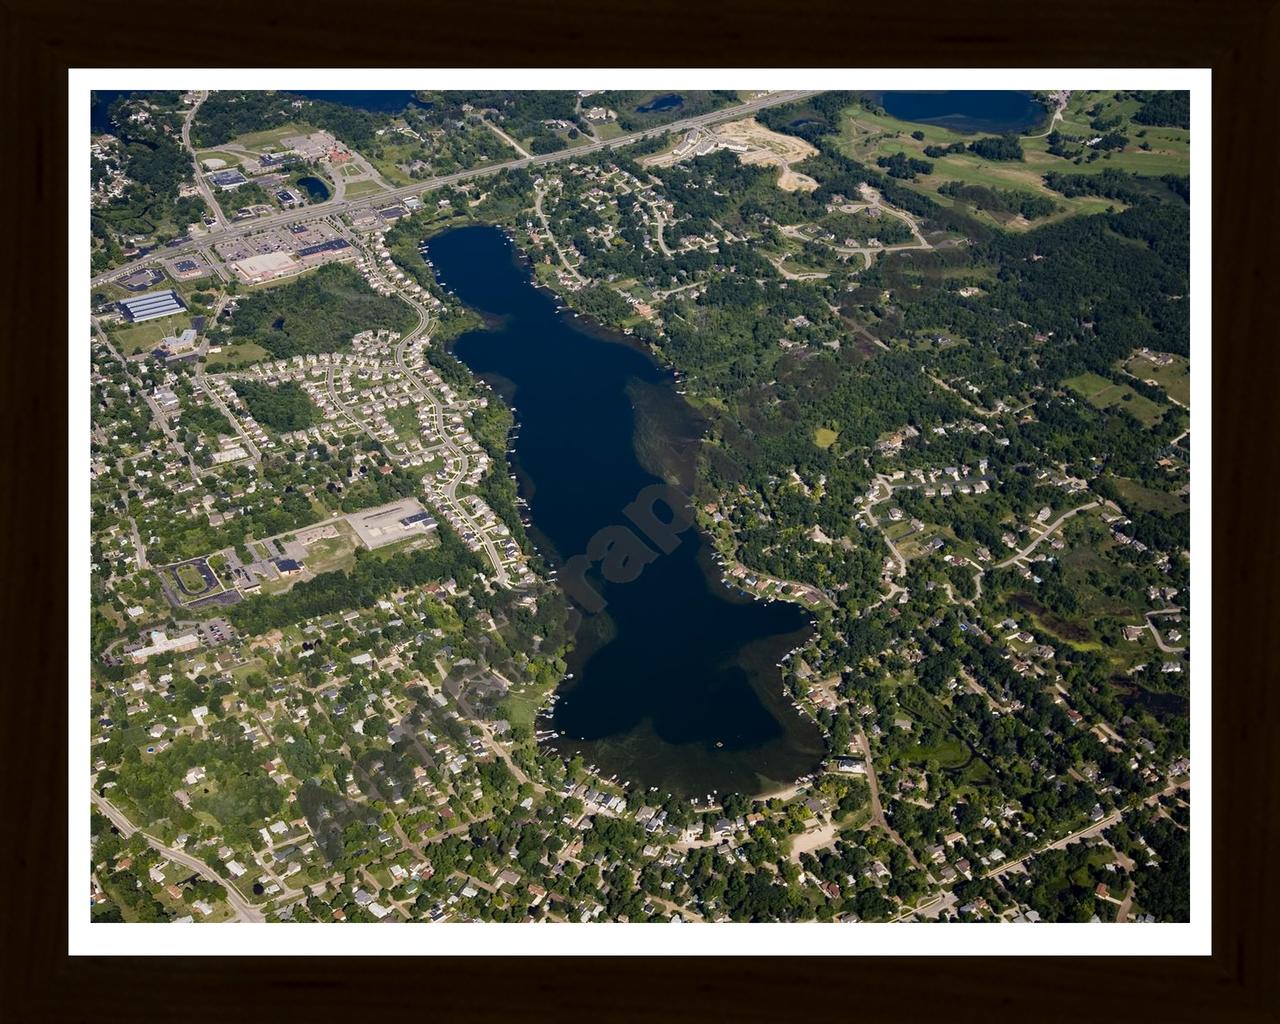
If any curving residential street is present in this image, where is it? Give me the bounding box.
[91,791,265,922]
[534,186,585,283]
[995,502,1098,569]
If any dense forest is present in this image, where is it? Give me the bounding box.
[229,525,482,634]
[937,181,1058,220]
[966,133,1024,161]
[190,91,388,152]
[1131,90,1191,129]
[222,264,416,358]
[91,92,207,268]
[231,380,320,432]
[1044,168,1190,205]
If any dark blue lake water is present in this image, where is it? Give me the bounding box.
[878,90,1047,134]
[428,225,825,796]
[90,91,130,133]
[636,93,683,114]
[295,175,330,202]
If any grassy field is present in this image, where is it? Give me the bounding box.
[813,427,839,449]
[1063,371,1166,426]
[901,734,969,768]
[343,179,387,199]
[1123,351,1190,406]
[837,108,1111,224]
[195,150,242,168]
[1109,476,1188,516]
[592,121,626,141]
[109,313,191,355]
[229,658,267,684]
[302,523,359,574]
[175,563,208,594]
[206,340,270,369]
[366,141,419,187]
[228,122,314,153]
[835,92,1189,231]
[1046,91,1191,174]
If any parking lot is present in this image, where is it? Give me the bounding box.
[163,254,211,280]
[346,498,434,549]
[195,617,237,647]
[214,220,343,263]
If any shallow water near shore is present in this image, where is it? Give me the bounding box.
[428,224,825,796]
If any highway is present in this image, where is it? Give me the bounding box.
[91,91,820,287]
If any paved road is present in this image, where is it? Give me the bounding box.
[995,502,1098,569]
[480,115,532,159]
[1024,91,1070,139]
[926,372,999,418]
[193,369,262,464]
[127,516,148,571]
[91,91,820,287]
[779,185,933,271]
[181,91,226,230]
[1145,607,1187,653]
[534,186,585,283]
[983,779,1188,883]
[91,790,265,922]
[652,206,675,258]
[892,779,1187,922]
[854,729,923,871]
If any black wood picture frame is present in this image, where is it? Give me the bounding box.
[3,0,1274,1019]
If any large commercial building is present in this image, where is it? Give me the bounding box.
[128,630,200,663]
[117,289,186,323]
[209,169,248,190]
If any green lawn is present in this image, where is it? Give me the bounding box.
[343,179,387,199]
[384,404,422,443]
[813,427,839,449]
[1123,351,1190,407]
[195,150,242,168]
[228,122,315,152]
[592,121,626,141]
[835,93,1188,231]
[230,658,267,683]
[902,734,970,768]
[365,141,419,187]
[205,340,270,370]
[1063,371,1166,426]
[175,563,208,594]
[1109,477,1188,516]
[109,313,191,355]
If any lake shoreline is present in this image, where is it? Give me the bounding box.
[427,224,827,797]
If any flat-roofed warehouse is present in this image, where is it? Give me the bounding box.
[117,289,186,323]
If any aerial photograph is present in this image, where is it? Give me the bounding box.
[85,85,1193,929]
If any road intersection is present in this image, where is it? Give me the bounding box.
[92,91,820,288]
